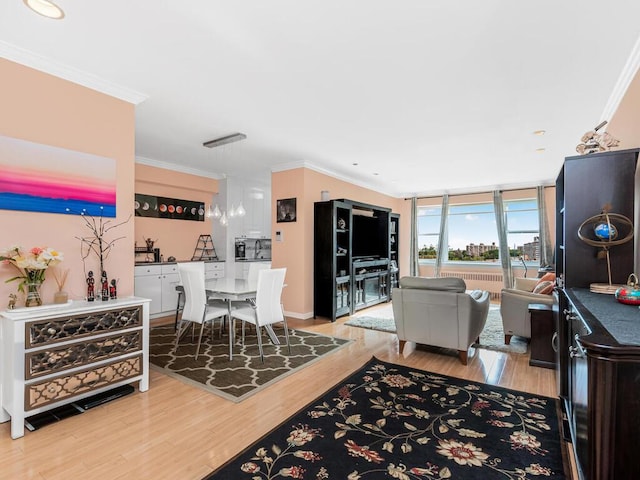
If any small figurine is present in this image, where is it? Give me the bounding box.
[87,271,95,301]
[109,279,117,299]
[8,293,17,310]
[101,271,109,301]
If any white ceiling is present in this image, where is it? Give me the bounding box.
[1,1,640,198]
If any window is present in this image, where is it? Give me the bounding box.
[447,202,497,262]
[417,206,441,260]
[504,198,540,265]
[415,194,542,265]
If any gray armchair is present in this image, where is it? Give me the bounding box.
[391,276,490,365]
[500,277,555,344]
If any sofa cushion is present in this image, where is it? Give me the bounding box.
[533,280,554,295]
[399,276,466,292]
[513,277,538,292]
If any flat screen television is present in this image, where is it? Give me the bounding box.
[352,214,385,259]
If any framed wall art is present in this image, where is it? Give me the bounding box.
[135,193,205,221]
[276,197,297,223]
[0,134,116,217]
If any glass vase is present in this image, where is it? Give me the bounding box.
[25,282,43,307]
[54,290,68,304]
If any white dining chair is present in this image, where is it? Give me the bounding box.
[231,267,289,362]
[231,262,272,310]
[175,262,228,359]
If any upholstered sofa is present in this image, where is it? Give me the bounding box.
[391,276,490,365]
[499,274,555,344]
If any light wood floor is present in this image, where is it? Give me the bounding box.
[0,305,558,480]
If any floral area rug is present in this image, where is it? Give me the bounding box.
[345,305,528,354]
[203,357,567,479]
[149,325,351,402]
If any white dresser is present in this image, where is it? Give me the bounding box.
[0,297,150,439]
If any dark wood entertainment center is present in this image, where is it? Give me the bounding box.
[555,148,640,479]
[314,199,398,321]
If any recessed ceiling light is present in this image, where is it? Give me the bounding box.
[23,0,65,19]
[536,148,546,153]
[352,163,359,166]
[373,172,379,176]
[533,130,546,136]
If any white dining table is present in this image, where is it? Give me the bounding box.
[176,276,280,360]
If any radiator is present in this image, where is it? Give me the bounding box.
[440,271,503,300]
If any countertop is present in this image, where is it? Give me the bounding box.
[135,259,225,266]
[568,288,640,347]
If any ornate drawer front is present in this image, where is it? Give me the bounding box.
[26,307,142,348]
[25,331,142,380]
[26,355,142,410]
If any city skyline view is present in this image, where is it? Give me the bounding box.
[418,199,540,259]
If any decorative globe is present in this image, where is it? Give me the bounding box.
[594,222,618,241]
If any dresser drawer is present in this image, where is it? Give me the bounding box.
[205,262,225,279]
[26,306,142,348]
[26,355,142,410]
[134,264,162,276]
[161,264,179,275]
[25,330,142,380]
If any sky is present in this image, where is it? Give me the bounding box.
[418,200,539,251]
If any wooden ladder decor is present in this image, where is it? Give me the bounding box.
[191,234,218,261]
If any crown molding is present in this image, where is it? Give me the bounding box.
[135,156,224,180]
[0,40,148,104]
[405,179,556,199]
[600,33,640,125]
[271,160,400,198]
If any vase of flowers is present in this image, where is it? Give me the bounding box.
[0,246,64,307]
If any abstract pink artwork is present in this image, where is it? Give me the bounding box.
[0,134,116,216]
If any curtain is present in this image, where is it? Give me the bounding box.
[410,197,420,276]
[537,186,554,268]
[493,190,514,288]
[434,194,449,277]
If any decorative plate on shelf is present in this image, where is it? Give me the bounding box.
[589,283,621,295]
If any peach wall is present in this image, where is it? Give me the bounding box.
[134,164,219,262]
[0,59,135,306]
[271,168,404,318]
[607,68,640,149]
[608,68,640,273]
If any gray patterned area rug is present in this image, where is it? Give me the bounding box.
[345,306,528,354]
[149,325,352,402]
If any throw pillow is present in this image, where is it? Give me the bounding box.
[537,272,556,285]
[533,280,554,295]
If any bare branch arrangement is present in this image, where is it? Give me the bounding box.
[71,207,132,278]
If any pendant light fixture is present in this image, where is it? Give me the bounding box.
[202,133,248,226]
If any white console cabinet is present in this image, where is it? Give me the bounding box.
[135,262,225,318]
[205,261,225,280]
[134,264,181,317]
[0,297,150,439]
